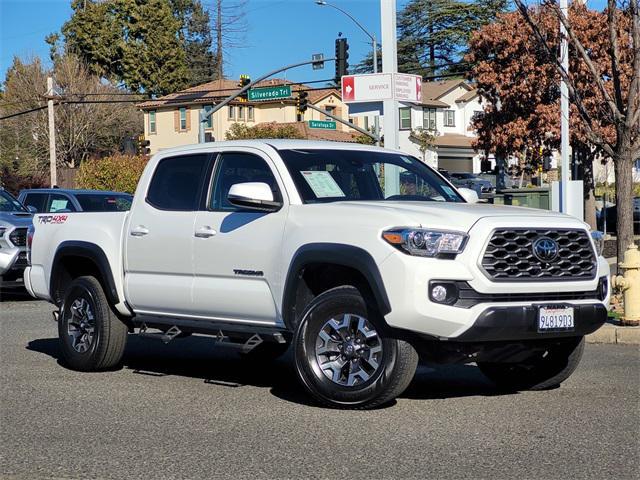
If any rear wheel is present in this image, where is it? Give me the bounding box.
[58,276,128,371]
[478,337,585,391]
[293,286,418,409]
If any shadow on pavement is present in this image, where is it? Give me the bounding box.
[27,334,511,408]
[0,287,34,302]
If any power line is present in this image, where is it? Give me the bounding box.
[0,105,49,121]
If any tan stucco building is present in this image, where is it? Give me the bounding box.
[138,79,360,154]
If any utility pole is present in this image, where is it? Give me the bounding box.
[559,0,569,213]
[381,0,400,195]
[215,0,223,80]
[47,76,57,187]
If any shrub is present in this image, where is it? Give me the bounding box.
[75,154,148,194]
[225,122,304,140]
[0,166,48,195]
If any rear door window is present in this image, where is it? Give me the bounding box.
[146,154,210,211]
[46,193,76,213]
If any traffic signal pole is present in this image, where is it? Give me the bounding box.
[198,57,336,143]
[381,0,400,195]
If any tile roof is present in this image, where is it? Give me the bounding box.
[257,122,364,143]
[137,78,340,109]
[433,133,476,149]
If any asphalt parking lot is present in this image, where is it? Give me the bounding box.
[1,294,639,480]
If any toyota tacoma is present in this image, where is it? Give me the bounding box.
[24,140,610,408]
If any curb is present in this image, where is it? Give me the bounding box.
[586,323,640,345]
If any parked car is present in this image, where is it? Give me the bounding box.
[449,172,494,194]
[18,189,133,213]
[597,197,640,235]
[0,188,32,287]
[25,140,609,409]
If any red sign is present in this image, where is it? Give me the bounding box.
[341,76,355,101]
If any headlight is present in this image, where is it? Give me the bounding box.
[382,228,468,257]
[591,230,604,256]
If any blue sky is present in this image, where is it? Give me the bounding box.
[0,0,609,88]
[0,0,387,86]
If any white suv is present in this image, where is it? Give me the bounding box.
[24,141,609,408]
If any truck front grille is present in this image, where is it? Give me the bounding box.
[481,228,596,281]
[9,228,27,247]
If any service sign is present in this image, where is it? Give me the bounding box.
[341,73,422,104]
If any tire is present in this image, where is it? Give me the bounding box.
[58,276,128,371]
[478,337,585,391]
[293,286,418,409]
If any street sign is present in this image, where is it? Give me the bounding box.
[341,73,422,104]
[312,53,325,70]
[248,85,292,102]
[308,120,336,130]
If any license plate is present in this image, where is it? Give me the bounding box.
[538,306,574,331]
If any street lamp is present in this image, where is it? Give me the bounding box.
[315,0,380,144]
[315,0,378,75]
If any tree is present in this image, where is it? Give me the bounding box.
[0,54,142,175]
[470,0,639,255]
[211,0,248,80]
[389,0,508,77]
[60,0,190,95]
[170,0,217,86]
[225,122,304,140]
[409,128,437,163]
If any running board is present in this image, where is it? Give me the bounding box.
[133,314,290,345]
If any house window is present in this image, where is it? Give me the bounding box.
[247,106,254,121]
[228,105,235,120]
[179,107,187,130]
[423,108,436,130]
[149,110,156,134]
[203,105,213,129]
[444,109,456,127]
[238,105,245,121]
[325,105,335,121]
[399,107,411,130]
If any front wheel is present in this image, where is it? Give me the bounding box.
[58,276,128,371]
[478,337,585,391]
[293,286,418,409]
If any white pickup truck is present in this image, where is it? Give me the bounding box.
[25,140,610,408]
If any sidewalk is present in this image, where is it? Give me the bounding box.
[586,320,640,345]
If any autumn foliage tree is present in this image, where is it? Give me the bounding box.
[468,1,639,254]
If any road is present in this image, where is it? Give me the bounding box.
[1,295,639,480]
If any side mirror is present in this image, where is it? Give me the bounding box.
[458,187,479,204]
[227,182,282,212]
[27,205,38,213]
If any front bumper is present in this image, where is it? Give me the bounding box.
[0,246,27,278]
[453,303,607,342]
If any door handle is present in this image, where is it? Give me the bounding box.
[130,225,149,237]
[194,226,217,238]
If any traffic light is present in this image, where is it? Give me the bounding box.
[297,90,309,114]
[137,135,151,155]
[238,74,250,100]
[335,38,349,84]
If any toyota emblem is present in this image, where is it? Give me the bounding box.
[532,237,559,262]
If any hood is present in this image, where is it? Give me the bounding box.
[310,201,576,232]
[0,211,33,228]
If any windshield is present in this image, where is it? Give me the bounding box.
[0,190,28,212]
[75,193,133,212]
[279,149,463,204]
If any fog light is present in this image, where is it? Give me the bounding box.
[431,285,448,302]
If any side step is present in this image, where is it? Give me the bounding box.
[138,324,183,344]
